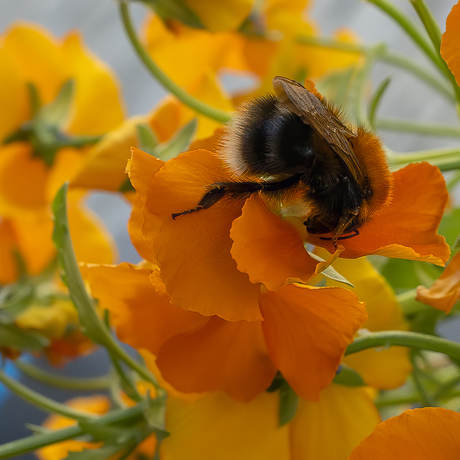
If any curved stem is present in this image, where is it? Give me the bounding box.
[346,331,460,361]
[0,368,97,421]
[387,145,460,171]
[409,0,442,51]
[14,360,111,391]
[118,0,231,124]
[376,118,460,137]
[296,35,454,101]
[0,404,144,459]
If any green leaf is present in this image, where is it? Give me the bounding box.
[136,123,159,155]
[153,118,197,161]
[64,444,131,460]
[438,207,460,248]
[278,381,298,427]
[307,251,354,287]
[0,323,49,350]
[332,364,366,387]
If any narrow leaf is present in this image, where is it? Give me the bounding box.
[368,76,391,127]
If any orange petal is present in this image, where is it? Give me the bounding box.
[143,149,262,321]
[230,194,318,290]
[0,218,19,284]
[348,407,460,460]
[157,316,277,402]
[309,163,450,265]
[316,253,412,390]
[416,251,460,313]
[162,391,289,460]
[259,284,367,400]
[0,143,48,215]
[441,1,460,86]
[128,194,154,262]
[127,147,165,203]
[87,263,207,355]
[291,385,380,460]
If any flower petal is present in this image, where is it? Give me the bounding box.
[157,316,277,402]
[259,284,367,400]
[348,407,460,460]
[315,253,412,389]
[162,391,289,460]
[291,385,380,460]
[230,194,318,290]
[308,163,450,265]
[143,149,262,321]
[441,1,460,86]
[87,263,207,355]
[416,251,460,313]
[0,143,48,215]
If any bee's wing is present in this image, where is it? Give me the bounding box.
[273,76,364,182]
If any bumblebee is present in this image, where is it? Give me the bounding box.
[172,76,392,247]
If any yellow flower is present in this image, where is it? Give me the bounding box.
[0,23,125,216]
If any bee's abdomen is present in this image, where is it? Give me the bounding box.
[222,95,316,177]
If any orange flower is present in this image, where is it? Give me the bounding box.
[348,407,460,459]
[0,23,124,216]
[127,142,448,324]
[416,251,460,313]
[441,0,460,85]
[87,262,366,402]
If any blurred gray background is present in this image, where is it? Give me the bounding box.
[0,0,458,456]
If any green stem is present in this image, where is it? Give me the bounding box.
[365,0,443,74]
[410,350,438,406]
[0,404,144,459]
[366,0,460,103]
[387,146,460,171]
[118,0,231,124]
[346,331,460,361]
[396,289,431,316]
[0,368,97,421]
[409,0,442,51]
[52,183,160,391]
[296,35,454,101]
[377,118,460,137]
[14,360,111,391]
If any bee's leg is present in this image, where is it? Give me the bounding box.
[171,174,302,219]
[171,181,264,219]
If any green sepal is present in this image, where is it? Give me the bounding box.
[136,0,204,29]
[141,393,169,440]
[64,443,134,460]
[0,323,49,351]
[278,381,299,427]
[307,251,354,288]
[152,118,197,161]
[136,123,159,155]
[40,80,75,128]
[0,283,34,323]
[332,364,366,387]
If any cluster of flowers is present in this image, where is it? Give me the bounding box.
[1,0,460,459]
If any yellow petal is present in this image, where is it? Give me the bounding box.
[161,391,290,460]
[291,385,380,460]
